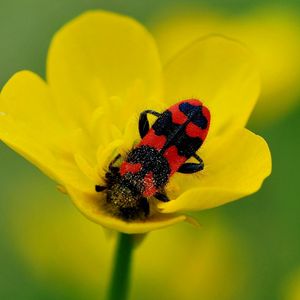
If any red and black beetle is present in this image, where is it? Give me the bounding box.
[96,99,210,220]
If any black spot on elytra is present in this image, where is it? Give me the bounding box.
[152,110,203,158]
[179,102,208,129]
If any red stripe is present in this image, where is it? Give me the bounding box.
[138,129,167,150]
[120,162,142,176]
[143,171,157,197]
[170,108,188,124]
[163,145,186,175]
[186,122,208,139]
[202,105,211,128]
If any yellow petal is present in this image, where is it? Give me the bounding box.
[47,10,162,128]
[66,185,186,234]
[164,35,260,137]
[0,71,94,192]
[152,8,222,63]
[159,128,271,213]
[0,70,66,138]
[226,7,300,125]
[153,6,300,125]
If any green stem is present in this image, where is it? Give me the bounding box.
[107,233,134,300]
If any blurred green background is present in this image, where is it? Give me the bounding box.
[0,1,300,300]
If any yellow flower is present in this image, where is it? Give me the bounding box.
[0,11,271,233]
[151,5,300,125]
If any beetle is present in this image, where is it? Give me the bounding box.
[95,99,210,221]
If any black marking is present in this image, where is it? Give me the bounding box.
[152,110,203,158]
[179,102,208,129]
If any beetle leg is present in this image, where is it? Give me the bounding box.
[177,155,204,174]
[193,153,203,163]
[95,185,106,192]
[96,154,121,192]
[109,154,121,169]
[154,192,170,202]
[140,197,150,216]
[139,110,161,138]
